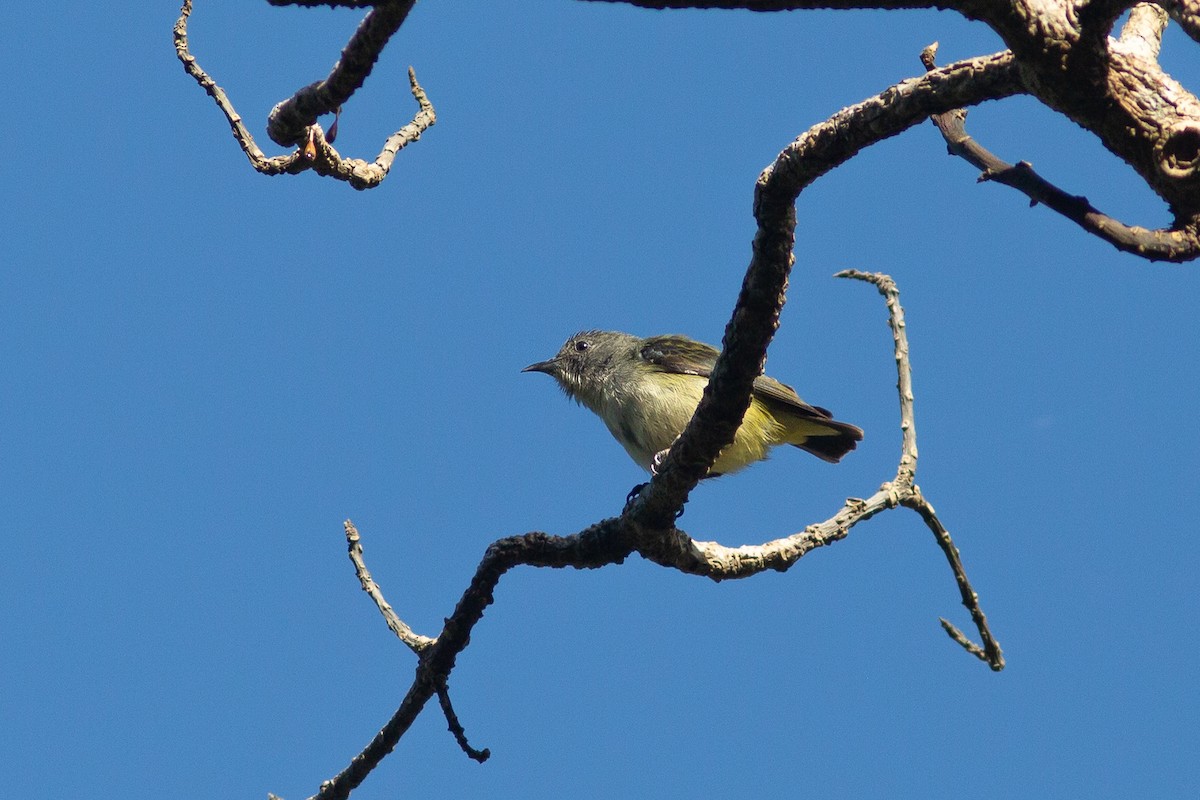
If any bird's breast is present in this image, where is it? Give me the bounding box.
[599,374,706,469]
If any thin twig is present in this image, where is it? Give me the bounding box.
[173,0,302,175]
[838,270,1003,671]
[902,491,1004,669]
[344,521,434,653]
[435,677,490,763]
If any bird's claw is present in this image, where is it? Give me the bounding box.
[625,482,648,508]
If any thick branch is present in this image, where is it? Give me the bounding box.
[266,0,418,147]
[1120,3,1168,59]
[976,1,1200,220]
[1160,0,1200,43]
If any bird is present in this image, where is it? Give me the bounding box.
[523,330,862,476]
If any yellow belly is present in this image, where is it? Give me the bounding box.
[598,373,796,475]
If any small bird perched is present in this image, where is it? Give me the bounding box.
[523,330,863,476]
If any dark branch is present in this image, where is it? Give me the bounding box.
[176,1,434,190]
[630,50,1022,528]
[436,678,490,763]
[308,520,636,800]
[266,0,418,147]
[920,44,1200,262]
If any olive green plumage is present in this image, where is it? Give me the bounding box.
[523,331,862,476]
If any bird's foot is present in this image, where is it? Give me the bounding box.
[622,482,687,520]
[650,446,673,476]
[624,482,648,511]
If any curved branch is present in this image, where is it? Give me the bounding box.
[174,0,304,175]
[630,50,1023,529]
[266,0,418,147]
[312,264,1006,798]
[580,0,1200,231]
[175,1,434,189]
[291,51,1025,800]
[920,44,1200,261]
[1161,0,1200,43]
[303,520,636,800]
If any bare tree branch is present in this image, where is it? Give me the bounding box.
[264,53,1027,799]
[919,43,1200,261]
[302,265,1004,800]
[175,0,434,189]
[1160,0,1200,44]
[578,0,1200,232]
[294,520,636,800]
[345,520,434,653]
[264,0,417,147]
[435,677,490,763]
[180,0,1200,225]
[629,50,1023,529]
[195,0,1200,793]
[1121,2,1169,58]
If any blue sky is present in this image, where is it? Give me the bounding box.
[2,2,1198,798]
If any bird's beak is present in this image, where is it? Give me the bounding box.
[522,359,557,375]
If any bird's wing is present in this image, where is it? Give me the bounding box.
[750,374,835,420]
[639,335,834,421]
[638,335,720,377]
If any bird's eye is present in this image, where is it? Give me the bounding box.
[574,340,590,352]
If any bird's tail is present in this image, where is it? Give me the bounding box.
[791,416,864,463]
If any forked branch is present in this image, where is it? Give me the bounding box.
[272,55,1021,800]
[304,268,1002,799]
[920,42,1200,262]
[174,0,434,189]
